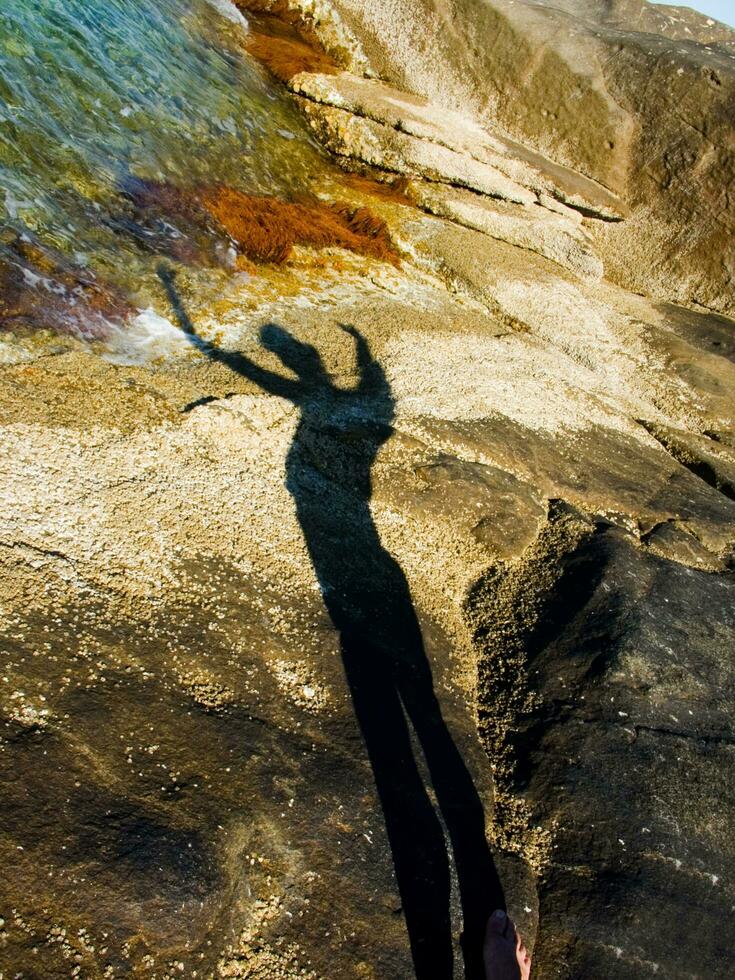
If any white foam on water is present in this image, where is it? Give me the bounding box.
[21,267,44,289]
[102,308,192,365]
[2,189,34,220]
[203,0,249,29]
[0,340,35,366]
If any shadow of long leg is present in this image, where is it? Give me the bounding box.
[407,687,503,979]
[341,630,455,979]
[388,600,504,979]
[306,511,502,978]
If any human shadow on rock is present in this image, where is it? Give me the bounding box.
[157,263,504,979]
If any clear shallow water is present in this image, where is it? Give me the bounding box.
[0,0,327,323]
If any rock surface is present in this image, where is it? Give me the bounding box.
[305,0,735,316]
[1,1,734,979]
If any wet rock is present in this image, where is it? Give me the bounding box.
[0,235,134,340]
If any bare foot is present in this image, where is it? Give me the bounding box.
[484,910,532,980]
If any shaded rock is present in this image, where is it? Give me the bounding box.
[584,0,735,51]
[638,419,735,503]
[472,516,735,977]
[643,518,725,571]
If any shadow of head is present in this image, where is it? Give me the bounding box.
[260,322,329,387]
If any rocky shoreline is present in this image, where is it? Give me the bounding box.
[1,1,734,977]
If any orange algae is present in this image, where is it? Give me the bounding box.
[197,187,401,266]
[244,30,339,82]
[114,179,401,268]
[234,1,340,82]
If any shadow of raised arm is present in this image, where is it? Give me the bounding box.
[207,345,301,402]
[157,264,300,402]
[340,324,391,409]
